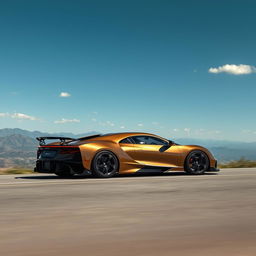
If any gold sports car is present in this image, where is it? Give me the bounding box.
[35,132,219,178]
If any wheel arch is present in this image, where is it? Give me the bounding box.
[90,149,120,173]
[183,149,211,170]
[79,141,121,171]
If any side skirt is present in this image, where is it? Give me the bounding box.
[136,166,171,173]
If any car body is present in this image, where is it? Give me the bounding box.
[35,132,219,177]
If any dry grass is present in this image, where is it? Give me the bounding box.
[219,158,256,168]
[0,167,34,175]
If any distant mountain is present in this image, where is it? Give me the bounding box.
[0,134,37,168]
[175,138,256,162]
[0,134,37,152]
[0,128,256,168]
[0,128,99,139]
[175,138,256,150]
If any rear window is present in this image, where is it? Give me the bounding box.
[119,138,133,144]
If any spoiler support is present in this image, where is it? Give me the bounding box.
[36,137,75,146]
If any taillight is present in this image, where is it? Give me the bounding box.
[59,148,80,154]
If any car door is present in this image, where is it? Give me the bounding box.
[118,137,135,159]
[128,136,180,167]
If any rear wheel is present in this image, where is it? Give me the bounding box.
[92,151,119,178]
[185,150,209,175]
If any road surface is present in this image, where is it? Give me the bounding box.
[0,168,256,256]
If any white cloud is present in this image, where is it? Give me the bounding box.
[91,118,97,122]
[54,118,80,124]
[98,122,106,126]
[241,130,256,135]
[0,112,38,120]
[184,128,191,135]
[206,130,222,135]
[0,112,9,117]
[209,64,256,75]
[137,123,143,127]
[120,126,125,129]
[242,129,251,134]
[11,113,37,120]
[59,92,71,97]
[195,128,206,134]
[106,121,115,127]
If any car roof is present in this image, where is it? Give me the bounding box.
[80,132,167,143]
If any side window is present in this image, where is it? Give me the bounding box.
[131,136,168,145]
[119,137,133,144]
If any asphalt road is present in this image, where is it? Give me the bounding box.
[1,168,256,256]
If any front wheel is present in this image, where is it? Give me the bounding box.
[185,150,209,175]
[92,150,119,178]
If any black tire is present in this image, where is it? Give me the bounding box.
[92,150,119,178]
[184,150,209,175]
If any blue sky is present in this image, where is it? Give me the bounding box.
[0,0,256,141]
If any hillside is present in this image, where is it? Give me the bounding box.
[0,134,37,168]
[0,129,99,168]
[175,138,256,162]
[0,128,98,139]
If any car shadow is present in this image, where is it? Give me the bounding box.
[118,172,218,178]
[16,171,218,180]
[15,173,91,180]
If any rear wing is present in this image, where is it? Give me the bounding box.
[36,137,75,146]
[36,134,102,146]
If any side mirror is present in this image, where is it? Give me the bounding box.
[168,140,174,146]
[159,140,173,152]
